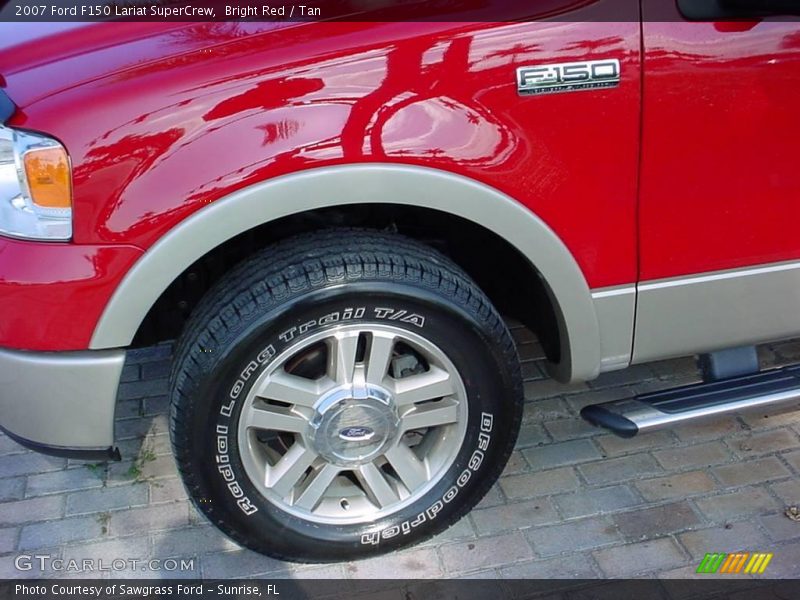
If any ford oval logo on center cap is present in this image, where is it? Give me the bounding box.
[338,426,376,442]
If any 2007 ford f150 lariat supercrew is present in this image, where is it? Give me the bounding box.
[1,1,800,561]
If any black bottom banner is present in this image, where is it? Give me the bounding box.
[1,579,799,600]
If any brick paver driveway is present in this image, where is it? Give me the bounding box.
[2,324,800,580]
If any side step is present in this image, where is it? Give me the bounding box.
[581,365,800,438]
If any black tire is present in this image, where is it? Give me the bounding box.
[169,229,523,562]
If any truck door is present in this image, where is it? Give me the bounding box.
[635,1,800,363]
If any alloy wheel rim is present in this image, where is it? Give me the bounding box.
[237,323,468,524]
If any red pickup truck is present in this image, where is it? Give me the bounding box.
[1,3,800,562]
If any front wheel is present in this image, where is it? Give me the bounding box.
[169,230,523,562]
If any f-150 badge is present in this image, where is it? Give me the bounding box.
[517,59,620,95]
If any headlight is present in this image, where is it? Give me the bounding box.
[0,125,72,241]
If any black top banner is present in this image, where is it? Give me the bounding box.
[1,0,800,22]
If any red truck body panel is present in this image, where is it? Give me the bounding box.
[0,238,141,349]
[1,20,641,351]
[1,14,799,352]
[639,12,800,280]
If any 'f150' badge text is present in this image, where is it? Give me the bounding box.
[517,59,621,96]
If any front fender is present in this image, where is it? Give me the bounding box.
[90,164,603,382]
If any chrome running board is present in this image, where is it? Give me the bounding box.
[581,365,800,438]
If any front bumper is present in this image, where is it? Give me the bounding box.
[0,236,142,352]
[0,347,125,460]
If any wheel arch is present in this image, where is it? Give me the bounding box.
[90,164,602,382]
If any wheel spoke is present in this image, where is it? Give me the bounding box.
[328,331,361,385]
[356,463,398,508]
[266,445,318,497]
[365,332,396,386]
[384,443,429,492]
[293,464,341,511]
[255,371,330,408]
[392,366,455,406]
[245,405,308,434]
[400,399,459,432]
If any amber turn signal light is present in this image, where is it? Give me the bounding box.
[23,147,72,209]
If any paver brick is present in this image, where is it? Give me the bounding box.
[653,441,733,471]
[613,501,701,541]
[201,548,288,579]
[471,498,560,535]
[439,532,534,574]
[693,486,780,522]
[579,453,663,485]
[62,535,150,563]
[149,478,188,504]
[524,379,588,401]
[0,495,63,526]
[0,527,17,553]
[783,449,800,473]
[65,484,149,516]
[138,453,179,480]
[151,525,239,558]
[543,418,599,441]
[595,431,676,457]
[499,467,580,500]
[474,485,505,510]
[758,513,800,542]
[291,565,349,579]
[499,554,597,578]
[348,547,442,578]
[26,468,105,497]
[739,406,800,430]
[117,378,170,401]
[114,418,161,441]
[116,399,142,420]
[526,517,620,556]
[502,450,530,476]
[144,396,170,417]
[553,485,641,519]
[141,360,172,380]
[520,360,545,380]
[420,514,476,547]
[0,435,27,457]
[0,453,66,478]
[514,423,551,449]
[712,456,791,487]
[759,540,800,578]
[522,398,572,421]
[119,364,140,383]
[109,502,190,536]
[768,478,800,505]
[677,521,770,559]
[730,428,800,457]
[650,357,698,380]
[0,477,25,502]
[522,439,602,470]
[635,471,717,502]
[18,515,104,550]
[593,538,687,577]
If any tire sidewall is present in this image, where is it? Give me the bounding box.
[179,282,519,560]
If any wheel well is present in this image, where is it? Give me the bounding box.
[131,204,562,362]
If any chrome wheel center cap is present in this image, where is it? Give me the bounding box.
[310,384,398,467]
